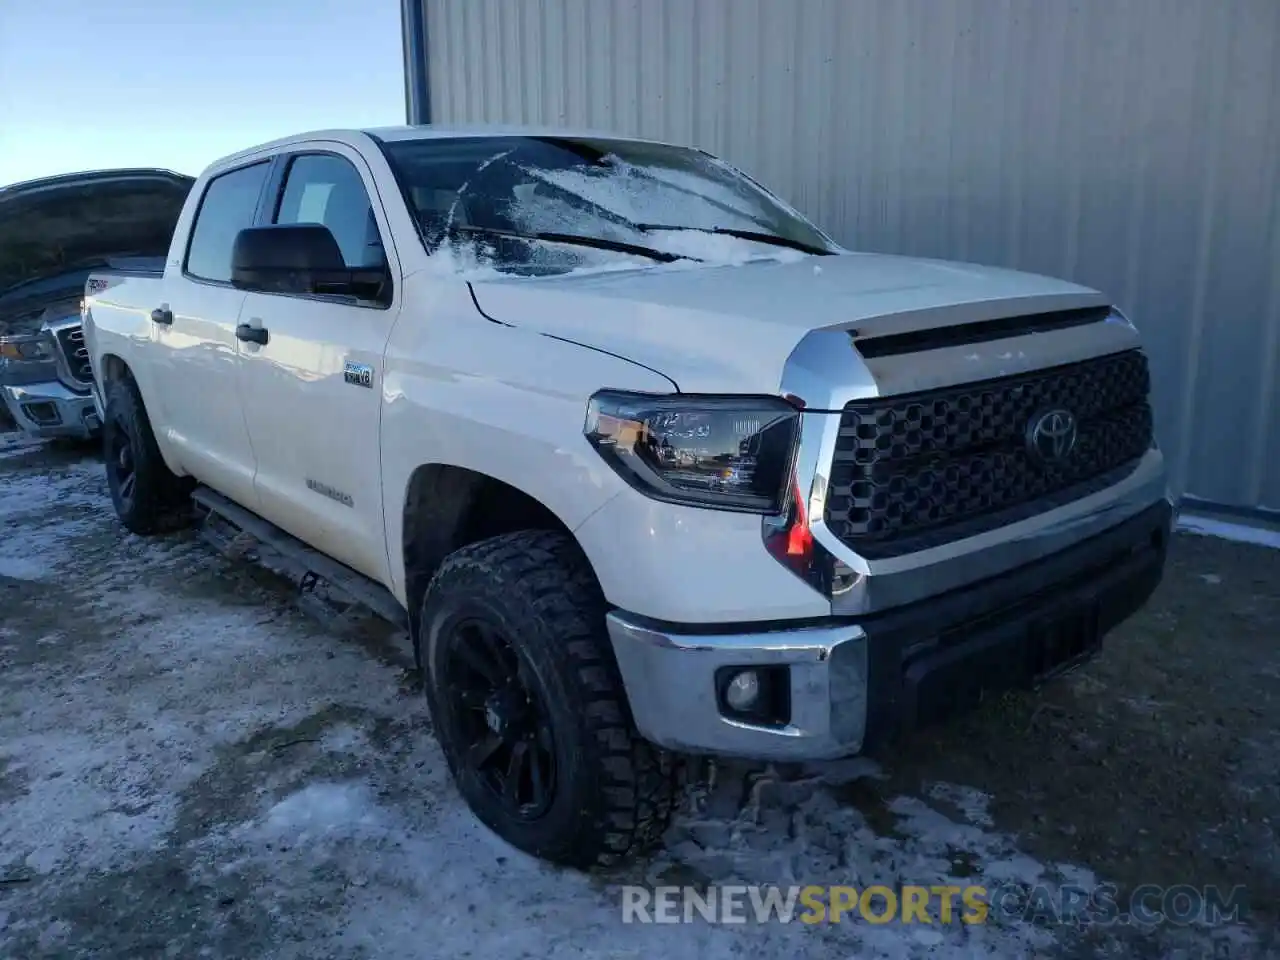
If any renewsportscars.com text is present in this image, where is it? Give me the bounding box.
[621,883,1248,927]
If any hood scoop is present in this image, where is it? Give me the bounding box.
[852,305,1113,359]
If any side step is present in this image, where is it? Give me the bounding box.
[191,486,408,629]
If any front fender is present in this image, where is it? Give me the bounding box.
[379,278,676,605]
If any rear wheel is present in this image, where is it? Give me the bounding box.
[419,529,680,868]
[102,376,192,535]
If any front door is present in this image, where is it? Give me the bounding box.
[235,148,401,583]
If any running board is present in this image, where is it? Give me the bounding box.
[191,486,407,628]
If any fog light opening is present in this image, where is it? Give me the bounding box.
[22,401,61,426]
[716,664,791,726]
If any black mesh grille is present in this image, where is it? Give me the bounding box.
[56,326,93,384]
[824,350,1153,559]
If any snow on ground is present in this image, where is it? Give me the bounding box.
[0,435,1274,959]
[1176,512,1280,551]
[0,457,107,581]
[0,431,46,461]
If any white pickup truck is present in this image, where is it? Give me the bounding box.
[83,125,1172,867]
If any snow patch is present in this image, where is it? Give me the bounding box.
[423,236,654,282]
[259,783,384,839]
[0,459,410,889]
[641,229,809,266]
[0,555,50,580]
[526,155,775,236]
[0,460,105,517]
[0,432,47,461]
[0,461,109,576]
[1176,513,1280,550]
[425,147,824,280]
[0,732,178,877]
[925,782,995,827]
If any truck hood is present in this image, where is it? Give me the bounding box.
[467,252,1111,395]
[0,168,193,311]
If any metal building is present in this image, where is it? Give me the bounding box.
[402,0,1280,518]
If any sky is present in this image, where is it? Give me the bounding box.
[0,0,406,187]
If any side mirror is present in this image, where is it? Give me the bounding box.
[230,224,387,300]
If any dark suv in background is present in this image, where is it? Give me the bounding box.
[0,169,192,439]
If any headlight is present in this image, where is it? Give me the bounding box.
[584,391,800,512]
[0,335,55,362]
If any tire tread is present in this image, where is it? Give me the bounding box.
[423,529,680,868]
[103,376,192,536]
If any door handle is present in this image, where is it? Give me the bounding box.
[151,306,173,325]
[235,323,269,346]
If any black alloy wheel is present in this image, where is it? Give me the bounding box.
[418,529,680,868]
[439,616,556,820]
[106,411,138,508]
[101,376,192,536]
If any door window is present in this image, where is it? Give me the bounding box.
[275,154,387,271]
[184,161,271,282]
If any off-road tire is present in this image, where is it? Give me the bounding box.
[419,529,680,868]
[102,376,192,536]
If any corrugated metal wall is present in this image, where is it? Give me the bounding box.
[421,0,1280,514]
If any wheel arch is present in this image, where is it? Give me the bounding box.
[399,463,601,666]
[98,352,131,385]
[97,351,188,478]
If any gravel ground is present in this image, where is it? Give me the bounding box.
[1,430,1277,959]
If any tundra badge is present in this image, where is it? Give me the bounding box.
[343,360,374,388]
[306,478,354,507]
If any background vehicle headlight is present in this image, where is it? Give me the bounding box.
[584,391,800,512]
[0,335,55,362]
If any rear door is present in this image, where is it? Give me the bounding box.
[235,146,401,583]
[150,160,271,510]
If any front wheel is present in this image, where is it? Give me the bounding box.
[419,529,680,868]
[102,376,192,535]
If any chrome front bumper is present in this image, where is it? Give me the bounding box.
[606,614,869,761]
[608,498,1172,762]
[1,381,101,439]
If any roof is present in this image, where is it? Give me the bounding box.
[206,124,678,173]
[362,123,668,144]
[1,167,193,197]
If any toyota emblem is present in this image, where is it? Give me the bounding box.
[1027,408,1078,462]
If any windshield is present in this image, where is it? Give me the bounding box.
[378,135,840,276]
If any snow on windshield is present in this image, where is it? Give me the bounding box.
[434,150,813,278]
[518,155,777,235]
[422,233,660,282]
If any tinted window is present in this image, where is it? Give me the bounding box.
[275,154,386,270]
[185,162,270,282]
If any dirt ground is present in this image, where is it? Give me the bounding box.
[1,430,1277,959]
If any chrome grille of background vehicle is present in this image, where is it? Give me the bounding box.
[823,349,1153,559]
[56,326,94,384]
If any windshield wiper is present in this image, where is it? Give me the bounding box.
[445,223,697,264]
[633,223,834,257]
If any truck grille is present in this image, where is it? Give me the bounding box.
[55,325,94,384]
[824,349,1153,559]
